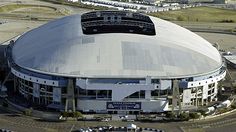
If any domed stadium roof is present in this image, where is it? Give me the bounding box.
[12,11,222,78]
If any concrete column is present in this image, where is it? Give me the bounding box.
[215,82,218,95]
[172,80,181,114]
[146,76,151,84]
[13,76,16,92]
[145,90,151,100]
[45,86,47,105]
[65,79,76,112]
[195,87,198,106]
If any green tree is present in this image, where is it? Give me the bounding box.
[24,109,32,116]
[73,111,83,118]
[166,112,175,119]
[61,112,69,117]
[231,104,236,109]
[180,113,189,121]
[177,16,185,21]
[198,109,207,117]
[189,112,200,119]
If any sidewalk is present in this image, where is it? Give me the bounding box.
[6,98,61,121]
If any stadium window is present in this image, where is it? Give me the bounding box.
[208,91,211,95]
[151,90,158,96]
[78,88,86,95]
[151,79,160,84]
[29,82,33,87]
[140,90,145,98]
[127,91,139,98]
[108,90,112,98]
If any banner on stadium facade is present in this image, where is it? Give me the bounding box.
[106,102,141,110]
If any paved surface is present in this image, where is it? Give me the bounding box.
[206,124,236,132]
[196,32,236,52]
[182,109,236,132]
[2,96,236,132]
[2,102,236,132]
[0,98,182,132]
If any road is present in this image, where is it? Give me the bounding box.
[1,100,236,132]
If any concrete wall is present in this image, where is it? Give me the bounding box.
[141,100,168,112]
[77,100,107,112]
[77,99,168,112]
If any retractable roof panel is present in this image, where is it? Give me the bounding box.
[81,11,156,35]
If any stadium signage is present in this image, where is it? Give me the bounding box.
[106,102,141,110]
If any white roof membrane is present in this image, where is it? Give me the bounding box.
[12,13,222,78]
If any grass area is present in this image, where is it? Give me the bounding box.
[0,4,69,20]
[12,7,64,16]
[0,4,68,15]
[149,7,236,23]
[0,4,34,13]
[0,4,58,13]
[184,128,205,132]
[40,1,236,24]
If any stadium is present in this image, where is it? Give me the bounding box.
[5,11,226,114]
